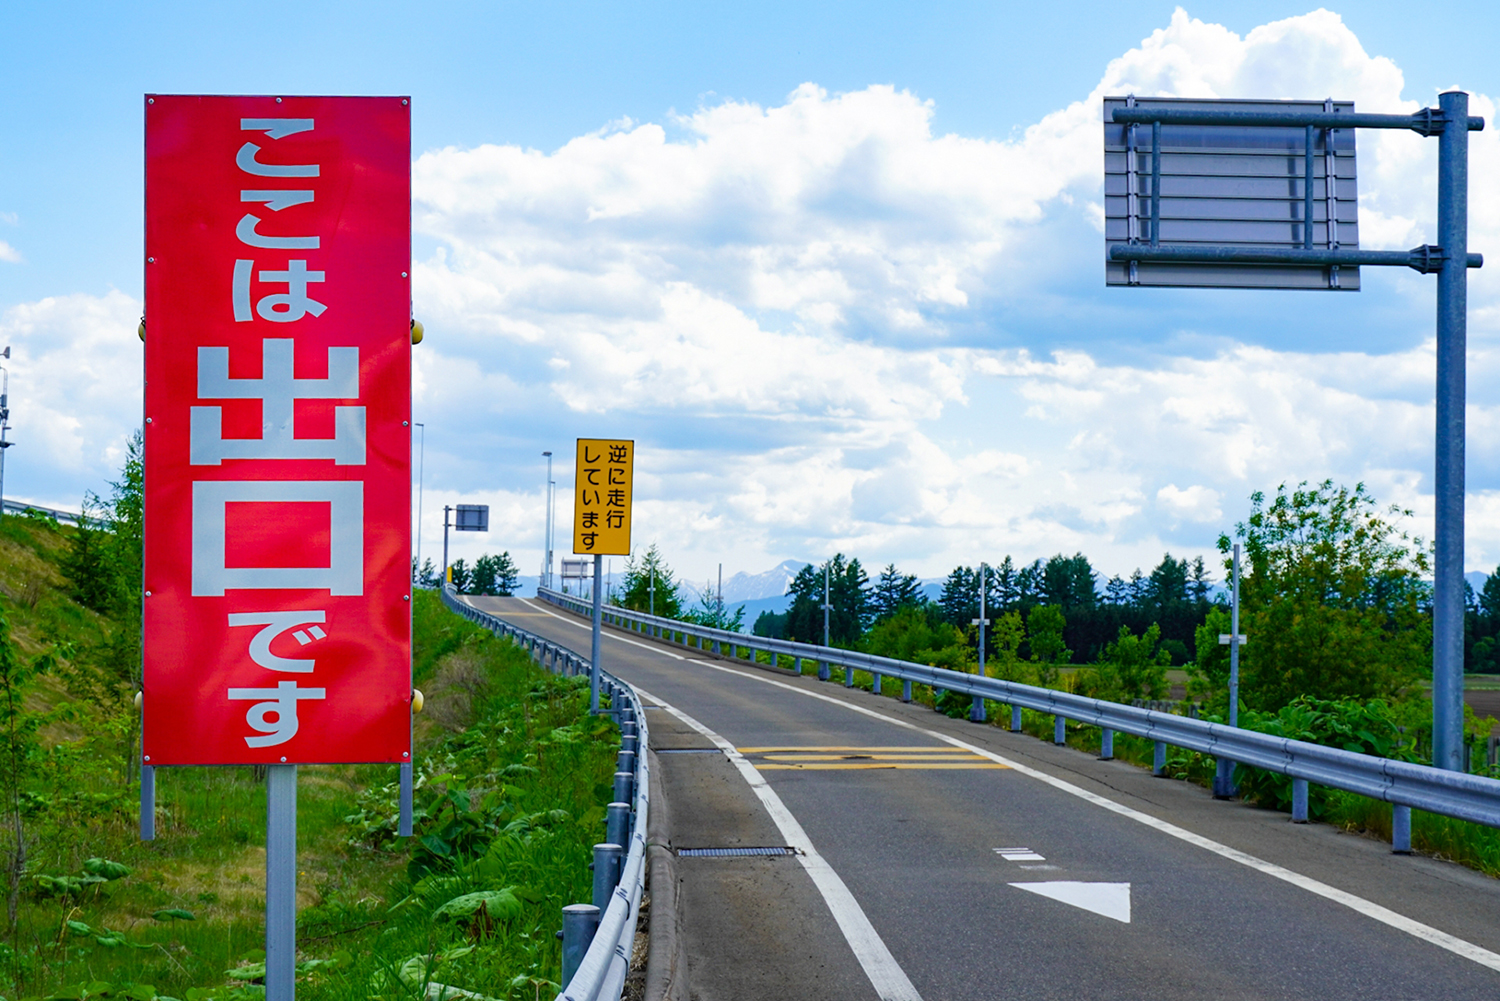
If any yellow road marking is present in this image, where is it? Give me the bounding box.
[757,753,990,761]
[757,762,1011,770]
[737,746,972,753]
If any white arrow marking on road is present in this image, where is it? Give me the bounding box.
[1011,881,1131,924]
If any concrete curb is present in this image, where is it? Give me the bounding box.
[642,748,687,1001]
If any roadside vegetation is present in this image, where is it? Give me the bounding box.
[0,456,616,1001]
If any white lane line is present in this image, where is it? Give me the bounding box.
[502,601,1500,972]
[516,597,688,660]
[635,684,923,1001]
[677,657,1500,975]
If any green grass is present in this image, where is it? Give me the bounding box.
[2,564,620,1001]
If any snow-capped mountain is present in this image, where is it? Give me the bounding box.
[673,560,808,606]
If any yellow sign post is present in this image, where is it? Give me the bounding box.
[574,438,634,555]
[574,438,633,714]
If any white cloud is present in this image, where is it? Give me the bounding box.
[1157,484,1223,523]
[402,8,1500,582]
[0,241,21,264]
[0,290,143,507]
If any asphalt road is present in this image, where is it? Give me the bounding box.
[468,595,1500,1001]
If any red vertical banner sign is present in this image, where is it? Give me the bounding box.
[143,96,412,765]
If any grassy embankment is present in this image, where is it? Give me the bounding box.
[0,513,617,1001]
[709,636,1500,878]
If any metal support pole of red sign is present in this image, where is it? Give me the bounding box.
[590,554,603,713]
[139,764,155,841]
[266,765,297,1001]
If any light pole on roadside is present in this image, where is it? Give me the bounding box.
[822,563,832,648]
[0,349,13,522]
[542,451,554,589]
[1215,543,1249,798]
[971,562,990,723]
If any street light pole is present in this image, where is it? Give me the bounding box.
[1216,544,1249,798]
[442,505,452,585]
[542,451,554,590]
[822,563,832,648]
[971,563,990,723]
[0,350,14,522]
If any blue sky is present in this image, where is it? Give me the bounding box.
[4,3,1500,585]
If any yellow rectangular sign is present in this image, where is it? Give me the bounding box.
[574,438,633,555]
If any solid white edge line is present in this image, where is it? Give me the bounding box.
[632,684,923,1001]
[516,597,687,660]
[675,657,1500,975]
[507,597,1500,974]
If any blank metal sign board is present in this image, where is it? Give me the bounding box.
[455,504,488,531]
[1104,96,1360,290]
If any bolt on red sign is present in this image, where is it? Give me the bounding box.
[143,96,411,765]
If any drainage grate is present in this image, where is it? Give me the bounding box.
[675,846,798,858]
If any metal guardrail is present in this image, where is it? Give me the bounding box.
[538,587,1500,832]
[3,499,82,525]
[440,588,649,1001]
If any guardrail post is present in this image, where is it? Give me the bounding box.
[902,679,912,703]
[1010,705,1022,732]
[793,656,802,675]
[1392,805,1413,854]
[606,801,631,847]
[1213,759,1235,799]
[844,665,855,688]
[1291,778,1309,822]
[1153,741,1167,776]
[1054,715,1067,745]
[970,694,985,724]
[617,749,636,775]
[1099,728,1114,760]
[818,661,830,682]
[613,770,634,805]
[592,843,624,909]
[560,904,600,988]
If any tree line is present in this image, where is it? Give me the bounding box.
[413,553,520,596]
[607,481,1491,717]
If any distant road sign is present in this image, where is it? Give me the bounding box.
[143,95,412,767]
[455,503,489,531]
[560,558,591,580]
[1104,96,1360,290]
[573,438,633,555]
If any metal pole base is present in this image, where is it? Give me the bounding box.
[560,904,600,987]
[592,843,624,909]
[140,764,156,841]
[266,765,297,1001]
[1392,805,1413,854]
[1213,759,1236,799]
[1291,778,1309,823]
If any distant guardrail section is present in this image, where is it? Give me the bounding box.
[538,586,1500,840]
[441,588,648,1001]
[4,499,82,524]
